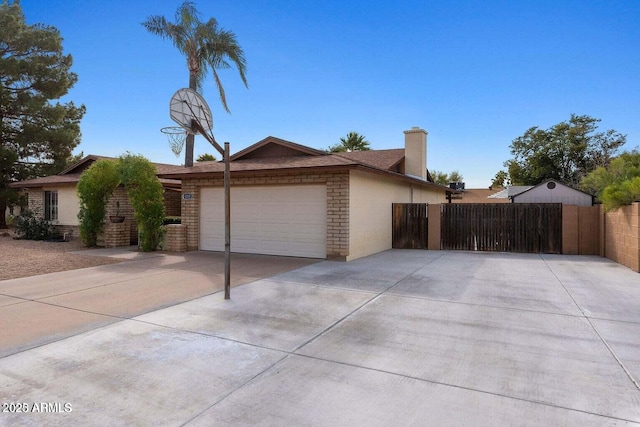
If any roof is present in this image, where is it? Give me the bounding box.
[512,179,594,199]
[451,188,512,204]
[230,136,327,161]
[9,155,181,189]
[335,149,405,171]
[487,186,533,199]
[158,138,452,194]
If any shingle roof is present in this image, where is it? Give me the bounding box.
[9,155,181,189]
[487,186,533,199]
[158,153,451,194]
[334,149,404,170]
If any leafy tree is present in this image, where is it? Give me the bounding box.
[505,115,625,186]
[448,170,463,183]
[329,132,371,152]
[0,1,85,228]
[196,153,216,161]
[430,170,448,185]
[77,159,120,247]
[430,170,463,186]
[77,155,165,250]
[581,151,640,211]
[143,1,248,168]
[118,154,165,251]
[491,170,509,188]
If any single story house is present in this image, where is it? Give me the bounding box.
[487,179,593,206]
[511,180,594,206]
[158,127,453,261]
[9,155,181,242]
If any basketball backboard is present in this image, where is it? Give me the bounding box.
[169,88,213,133]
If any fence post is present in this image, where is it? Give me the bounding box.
[428,204,441,250]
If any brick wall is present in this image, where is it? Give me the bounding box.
[603,203,640,272]
[164,189,181,216]
[104,222,131,247]
[164,224,187,252]
[181,171,350,259]
[27,189,44,216]
[106,187,137,244]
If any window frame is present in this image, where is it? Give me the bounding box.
[44,190,58,221]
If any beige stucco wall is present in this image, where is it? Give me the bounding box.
[348,170,446,261]
[44,185,79,226]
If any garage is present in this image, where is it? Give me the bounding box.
[200,185,327,258]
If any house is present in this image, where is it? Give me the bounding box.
[158,127,453,261]
[451,187,511,204]
[486,180,593,206]
[511,179,593,206]
[487,185,534,200]
[9,155,181,242]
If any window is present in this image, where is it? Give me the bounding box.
[44,191,58,221]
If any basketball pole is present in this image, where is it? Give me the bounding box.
[191,119,231,300]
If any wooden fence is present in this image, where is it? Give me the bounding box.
[392,203,428,249]
[440,203,562,253]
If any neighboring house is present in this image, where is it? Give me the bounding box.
[158,127,453,261]
[487,185,534,200]
[487,180,593,206]
[9,155,181,242]
[451,187,511,204]
[511,180,593,206]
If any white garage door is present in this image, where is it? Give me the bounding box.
[200,185,326,258]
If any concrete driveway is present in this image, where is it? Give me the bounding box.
[1,250,639,426]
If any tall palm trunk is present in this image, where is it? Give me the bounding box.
[184,70,198,167]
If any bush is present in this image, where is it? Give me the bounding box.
[163,216,181,225]
[77,159,120,247]
[14,210,60,240]
[118,154,165,251]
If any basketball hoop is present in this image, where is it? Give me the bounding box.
[161,126,190,157]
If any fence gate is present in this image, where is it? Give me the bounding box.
[392,203,428,249]
[441,203,562,253]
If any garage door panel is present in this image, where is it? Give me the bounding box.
[200,185,326,258]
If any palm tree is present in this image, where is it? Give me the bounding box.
[329,132,371,152]
[143,1,248,167]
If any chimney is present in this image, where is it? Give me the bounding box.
[404,127,427,180]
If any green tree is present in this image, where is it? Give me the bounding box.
[0,1,85,228]
[448,170,463,183]
[77,159,120,247]
[196,153,216,161]
[143,1,248,168]
[505,115,625,186]
[77,155,165,250]
[430,170,448,185]
[329,132,371,152]
[430,170,463,186]
[118,154,165,251]
[491,170,509,188]
[581,151,640,211]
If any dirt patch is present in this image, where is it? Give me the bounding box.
[0,233,123,281]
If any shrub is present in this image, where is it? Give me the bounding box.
[77,159,120,247]
[118,154,165,251]
[163,216,181,225]
[14,210,59,240]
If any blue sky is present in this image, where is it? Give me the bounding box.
[20,0,640,188]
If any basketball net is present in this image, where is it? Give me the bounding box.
[161,126,189,157]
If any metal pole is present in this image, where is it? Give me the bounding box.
[224,142,231,300]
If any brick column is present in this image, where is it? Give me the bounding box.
[164,224,187,252]
[104,222,131,247]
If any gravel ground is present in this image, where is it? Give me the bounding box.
[0,231,123,281]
